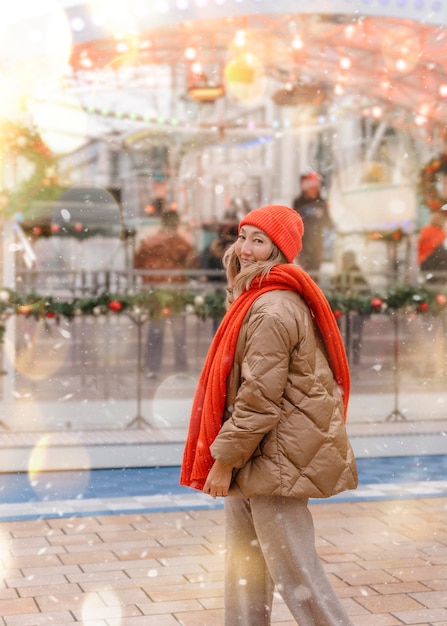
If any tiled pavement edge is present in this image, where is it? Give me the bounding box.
[1,480,447,522]
[0,497,446,625]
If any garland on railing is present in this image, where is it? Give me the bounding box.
[327,285,447,318]
[365,228,407,243]
[0,284,446,342]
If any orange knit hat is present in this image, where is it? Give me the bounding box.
[239,205,304,262]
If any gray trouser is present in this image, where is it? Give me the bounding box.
[224,496,354,626]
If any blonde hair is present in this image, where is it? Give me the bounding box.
[223,242,288,303]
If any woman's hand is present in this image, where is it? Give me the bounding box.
[203,460,233,498]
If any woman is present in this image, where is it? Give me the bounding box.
[181,204,357,626]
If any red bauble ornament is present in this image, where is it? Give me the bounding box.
[108,300,123,312]
[371,297,382,309]
[45,311,55,318]
[333,309,342,319]
[436,294,447,306]
[418,302,429,312]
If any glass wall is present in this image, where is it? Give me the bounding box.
[1,3,447,468]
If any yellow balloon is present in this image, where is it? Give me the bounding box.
[224,53,266,105]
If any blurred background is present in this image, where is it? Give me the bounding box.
[1,0,447,472]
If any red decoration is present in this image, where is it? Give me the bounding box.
[436,294,447,306]
[161,307,171,317]
[108,300,123,312]
[418,302,429,312]
[371,297,383,309]
[366,229,405,243]
[333,309,342,319]
[45,311,55,318]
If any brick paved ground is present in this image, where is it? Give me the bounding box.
[0,496,446,625]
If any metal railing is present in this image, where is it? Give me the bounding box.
[4,267,447,431]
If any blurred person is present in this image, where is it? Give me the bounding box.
[199,222,239,282]
[199,222,239,333]
[224,197,252,222]
[134,209,196,378]
[181,204,357,626]
[333,250,370,365]
[293,171,333,274]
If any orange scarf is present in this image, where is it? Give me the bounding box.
[180,264,350,490]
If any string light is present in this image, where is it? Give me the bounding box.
[344,24,355,39]
[191,61,203,75]
[291,35,303,50]
[415,114,427,126]
[185,47,197,60]
[234,29,246,47]
[340,56,352,70]
[372,106,383,118]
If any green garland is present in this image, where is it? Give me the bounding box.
[0,284,446,343]
[0,288,228,342]
[327,284,447,318]
[418,152,447,211]
[0,121,64,220]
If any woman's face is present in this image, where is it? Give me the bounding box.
[235,224,274,268]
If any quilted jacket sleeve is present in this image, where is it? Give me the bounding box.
[210,299,297,468]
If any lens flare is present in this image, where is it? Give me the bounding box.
[381,25,421,74]
[152,374,196,428]
[28,434,92,490]
[0,1,72,95]
[89,0,139,35]
[81,590,123,622]
[5,318,70,381]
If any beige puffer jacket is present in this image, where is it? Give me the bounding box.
[210,289,358,499]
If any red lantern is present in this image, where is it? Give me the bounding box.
[371,297,382,309]
[108,300,123,312]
